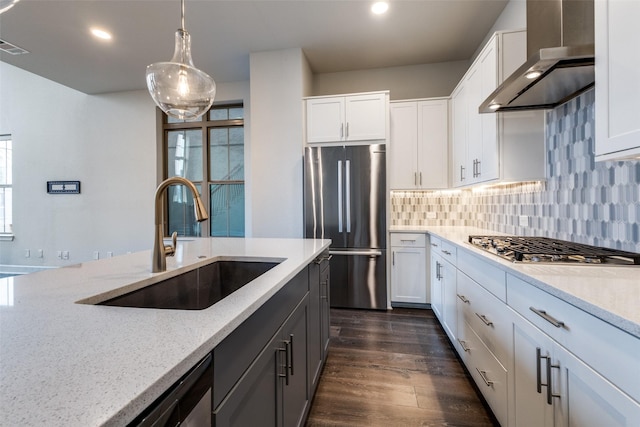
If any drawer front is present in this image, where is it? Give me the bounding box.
[507,273,640,402]
[461,321,508,427]
[457,271,511,368]
[457,249,506,302]
[440,240,457,263]
[390,232,426,247]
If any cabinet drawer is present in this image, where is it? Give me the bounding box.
[457,249,506,302]
[507,273,640,402]
[457,271,512,368]
[459,320,508,427]
[440,240,457,263]
[390,233,426,247]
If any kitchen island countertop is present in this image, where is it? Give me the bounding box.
[390,225,640,339]
[0,237,330,427]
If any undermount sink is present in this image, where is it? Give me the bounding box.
[98,260,280,310]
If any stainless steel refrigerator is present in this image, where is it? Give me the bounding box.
[304,144,387,310]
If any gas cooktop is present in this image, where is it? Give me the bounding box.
[468,235,640,265]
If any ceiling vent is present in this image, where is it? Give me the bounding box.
[0,38,29,55]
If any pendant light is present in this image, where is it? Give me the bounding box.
[146,0,216,120]
[0,0,20,14]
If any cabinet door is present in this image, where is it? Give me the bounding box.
[389,102,418,189]
[306,97,345,143]
[417,99,449,189]
[555,344,640,427]
[319,263,331,357]
[595,0,640,160]
[477,40,499,183]
[451,83,468,187]
[440,259,457,342]
[390,246,427,304]
[281,300,309,427]
[430,251,443,320]
[344,93,387,141]
[512,313,556,427]
[213,333,280,427]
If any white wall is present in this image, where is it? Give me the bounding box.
[248,48,311,238]
[312,61,470,100]
[0,62,250,267]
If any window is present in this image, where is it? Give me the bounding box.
[162,105,245,237]
[0,135,12,236]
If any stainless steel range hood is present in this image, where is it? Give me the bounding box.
[479,0,594,113]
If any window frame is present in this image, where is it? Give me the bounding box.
[0,135,13,240]
[159,104,245,237]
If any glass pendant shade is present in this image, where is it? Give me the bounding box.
[0,0,20,14]
[146,28,216,120]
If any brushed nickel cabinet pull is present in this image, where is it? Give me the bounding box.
[546,356,561,404]
[289,334,295,375]
[442,250,452,256]
[530,307,565,328]
[457,294,470,304]
[278,342,289,385]
[475,312,494,327]
[476,368,494,386]
[457,339,470,352]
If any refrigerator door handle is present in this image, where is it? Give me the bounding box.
[329,250,383,257]
[345,160,351,233]
[337,160,343,232]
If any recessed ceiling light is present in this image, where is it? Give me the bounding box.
[371,2,389,15]
[90,28,112,41]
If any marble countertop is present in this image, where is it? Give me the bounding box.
[390,225,640,339]
[0,237,331,427]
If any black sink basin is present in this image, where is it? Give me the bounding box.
[99,260,279,310]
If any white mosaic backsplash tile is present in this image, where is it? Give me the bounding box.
[391,89,640,253]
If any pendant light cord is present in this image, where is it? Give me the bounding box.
[180,0,185,31]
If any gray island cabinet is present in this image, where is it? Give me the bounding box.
[0,238,331,427]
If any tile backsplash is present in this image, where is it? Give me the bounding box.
[390,89,640,252]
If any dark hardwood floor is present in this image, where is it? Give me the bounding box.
[306,308,499,427]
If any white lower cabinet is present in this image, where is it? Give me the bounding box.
[390,233,428,305]
[427,233,640,427]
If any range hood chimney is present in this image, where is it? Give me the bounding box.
[479,0,594,113]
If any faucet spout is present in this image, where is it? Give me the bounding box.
[152,176,208,273]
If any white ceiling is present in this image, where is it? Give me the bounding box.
[0,0,509,94]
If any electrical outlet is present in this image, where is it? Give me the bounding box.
[62,251,69,260]
[93,251,100,260]
[24,249,30,258]
[519,215,529,227]
[57,251,63,259]
[37,249,43,258]
[106,251,113,258]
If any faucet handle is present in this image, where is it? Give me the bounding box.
[164,231,178,257]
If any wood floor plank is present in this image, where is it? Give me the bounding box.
[306,308,499,427]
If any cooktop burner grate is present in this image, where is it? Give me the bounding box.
[468,235,640,265]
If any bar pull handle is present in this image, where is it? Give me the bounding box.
[536,347,560,404]
[419,172,422,186]
[400,239,416,243]
[476,159,481,177]
[392,251,395,266]
[475,312,493,327]
[337,160,343,232]
[414,172,417,186]
[546,357,561,405]
[536,347,543,394]
[278,342,290,386]
[435,261,441,280]
[460,165,465,181]
[340,123,344,139]
[329,249,382,256]
[345,160,351,233]
[346,122,349,139]
[457,339,470,352]
[475,368,494,387]
[457,294,470,304]
[530,307,565,328]
[431,243,438,247]
[289,334,295,376]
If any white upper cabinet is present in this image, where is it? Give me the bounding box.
[451,30,546,187]
[389,98,449,190]
[305,92,388,144]
[595,0,640,161]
